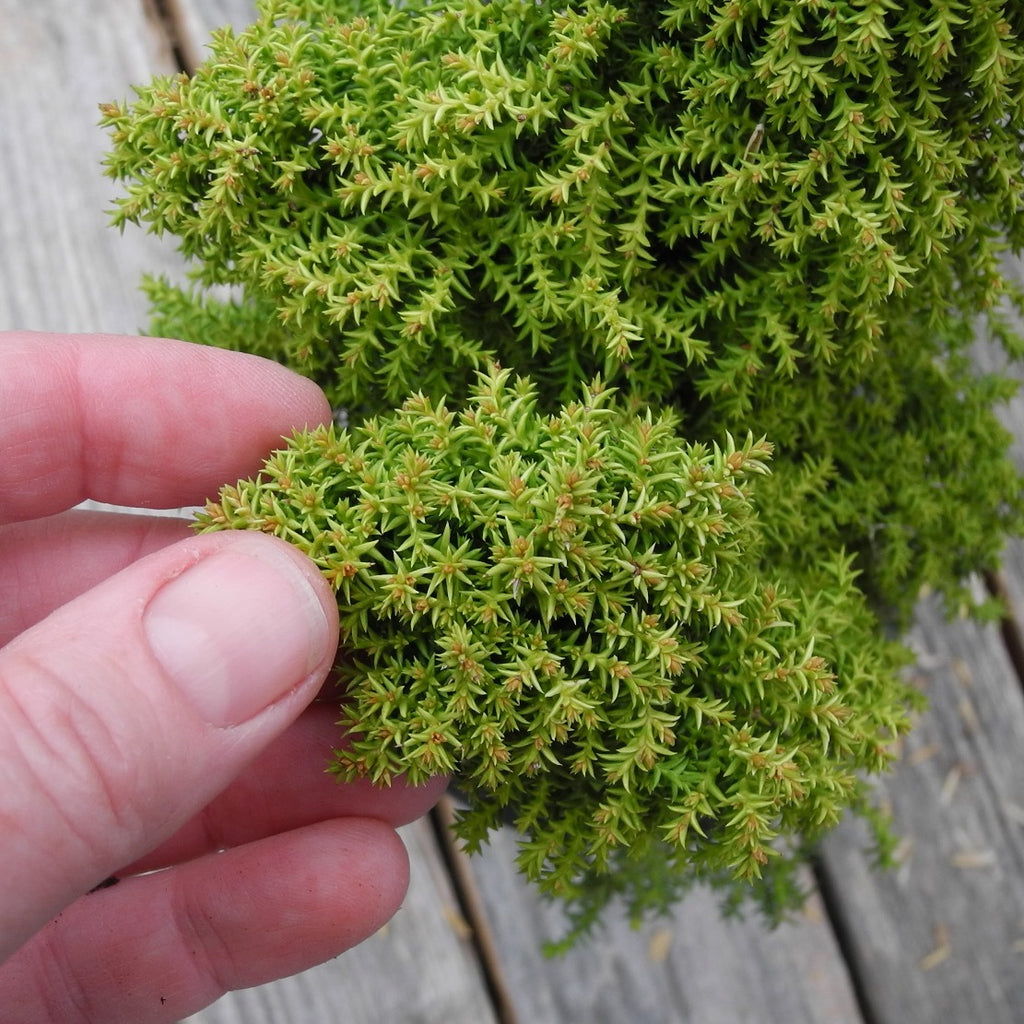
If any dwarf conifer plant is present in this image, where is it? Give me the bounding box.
[103,0,1024,944]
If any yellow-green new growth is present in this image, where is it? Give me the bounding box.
[197,369,913,944]
[103,0,1023,947]
[103,0,1024,621]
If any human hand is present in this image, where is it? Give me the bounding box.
[0,332,446,1023]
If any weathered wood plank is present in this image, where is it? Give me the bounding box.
[974,253,1024,617]
[1,3,498,1022]
[455,822,866,1024]
[0,0,184,333]
[817,601,1024,1023]
[168,1,499,1017]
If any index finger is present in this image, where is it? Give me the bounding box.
[0,331,331,526]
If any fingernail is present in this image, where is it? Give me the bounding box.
[143,536,333,727]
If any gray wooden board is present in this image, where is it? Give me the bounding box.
[458,826,865,1024]
[159,0,507,1014]
[975,250,1024,615]
[171,0,263,71]
[818,601,1024,1023]
[0,0,184,334]
[0,3,496,1023]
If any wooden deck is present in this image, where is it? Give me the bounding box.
[4,2,1022,1021]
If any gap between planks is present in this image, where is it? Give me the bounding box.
[430,797,521,1024]
[811,858,882,1024]
[985,568,1024,695]
[143,0,196,73]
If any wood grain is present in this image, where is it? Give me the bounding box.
[818,602,1024,1023]
[453,823,865,1024]
[170,0,264,71]
[0,0,183,334]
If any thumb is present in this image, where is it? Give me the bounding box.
[0,531,338,960]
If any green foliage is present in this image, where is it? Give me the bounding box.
[103,0,1024,940]
[102,0,1024,617]
[196,368,914,943]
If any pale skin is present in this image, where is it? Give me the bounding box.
[0,331,446,1023]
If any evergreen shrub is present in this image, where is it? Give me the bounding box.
[102,0,1024,944]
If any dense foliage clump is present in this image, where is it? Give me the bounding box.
[104,0,1024,939]
[197,368,913,943]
